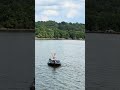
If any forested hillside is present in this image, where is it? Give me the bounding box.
[0,0,34,29]
[35,21,85,39]
[86,0,120,32]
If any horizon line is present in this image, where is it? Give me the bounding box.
[35,20,85,24]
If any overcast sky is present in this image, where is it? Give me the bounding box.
[35,0,85,23]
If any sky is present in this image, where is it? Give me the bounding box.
[35,0,85,23]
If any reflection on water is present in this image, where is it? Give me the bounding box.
[35,40,85,90]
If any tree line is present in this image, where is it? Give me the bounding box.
[35,21,85,39]
[0,0,34,29]
[86,0,120,32]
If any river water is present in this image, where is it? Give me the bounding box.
[35,40,85,90]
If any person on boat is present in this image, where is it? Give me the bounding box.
[52,53,56,64]
[52,53,56,60]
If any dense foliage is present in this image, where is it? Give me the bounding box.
[35,21,85,39]
[86,0,120,32]
[0,0,34,29]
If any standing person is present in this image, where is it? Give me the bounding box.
[52,53,56,60]
[52,53,56,64]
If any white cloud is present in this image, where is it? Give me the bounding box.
[40,15,49,21]
[61,0,85,18]
[42,9,59,16]
[61,1,81,18]
[67,10,79,18]
[42,5,59,10]
[35,0,57,6]
[35,0,85,23]
[62,1,80,9]
[36,15,49,21]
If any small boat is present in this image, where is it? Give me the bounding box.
[48,53,61,67]
[48,59,61,66]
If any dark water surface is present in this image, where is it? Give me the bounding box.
[35,40,85,90]
[86,33,120,90]
[0,32,34,90]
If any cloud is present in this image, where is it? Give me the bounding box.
[62,1,80,9]
[61,1,82,18]
[35,0,85,23]
[35,0,57,6]
[67,10,79,18]
[42,9,59,16]
[40,16,49,21]
[35,14,49,21]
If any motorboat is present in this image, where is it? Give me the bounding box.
[48,58,61,66]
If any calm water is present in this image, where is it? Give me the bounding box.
[35,40,85,90]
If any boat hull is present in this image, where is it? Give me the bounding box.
[48,59,61,66]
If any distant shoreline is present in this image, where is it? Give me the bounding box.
[35,37,85,40]
[0,29,34,32]
[86,31,120,34]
